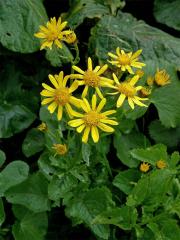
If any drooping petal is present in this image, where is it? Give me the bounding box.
[82,127,90,143]
[117,94,126,108]
[48,74,59,88]
[72,65,85,74]
[48,102,58,113]
[98,123,114,133]
[96,98,106,112]
[57,105,63,120]
[91,126,99,143]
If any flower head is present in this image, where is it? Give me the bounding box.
[140,162,150,173]
[140,87,152,97]
[34,17,73,50]
[37,122,47,132]
[108,47,145,74]
[156,160,166,169]
[108,73,148,109]
[40,71,81,120]
[136,69,144,78]
[52,144,67,155]
[63,30,77,44]
[70,57,113,99]
[68,95,118,143]
[154,69,170,86]
[147,76,154,86]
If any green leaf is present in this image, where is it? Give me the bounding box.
[113,169,141,195]
[149,120,180,148]
[131,144,168,166]
[22,128,45,157]
[0,104,36,138]
[5,172,50,212]
[0,161,29,196]
[127,169,174,207]
[45,44,73,67]
[92,206,137,230]
[0,150,6,167]
[0,198,5,226]
[12,205,48,240]
[170,151,180,167]
[89,11,180,66]
[65,187,115,239]
[66,0,110,28]
[154,0,180,31]
[82,143,91,166]
[114,131,150,167]
[0,0,48,53]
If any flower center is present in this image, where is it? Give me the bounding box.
[54,88,70,106]
[83,111,102,126]
[118,54,130,65]
[47,30,59,41]
[117,82,136,97]
[83,70,100,87]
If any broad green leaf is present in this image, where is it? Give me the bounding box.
[0,150,6,167]
[66,0,110,28]
[92,206,137,230]
[170,151,180,167]
[65,187,115,239]
[127,169,174,207]
[45,44,73,67]
[12,205,48,240]
[131,144,168,166]
[0,161,29,196]
[22,128,45,157]
[5,172,50,212]
[154,0,180,31]
[0,198,5,226]
[149,120,180,148]
[89,11,180,66]
[101,0,125,15]
[114,131,150,167]
[0,104,36,138]
[0,0,48,53]
[113,169,141,195]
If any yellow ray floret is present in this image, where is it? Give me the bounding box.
[154,69,170,86]
[34,17,75,50]
[70,57,114,99]
[108,74,148,109]
[68,95,118,143]
[108,47,146,74]
[40,71,81,120]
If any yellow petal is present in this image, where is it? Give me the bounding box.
[40,90,54,97]
[69,81,78,93]
[92,94,97,110]
[131,49,142,60]
[69,96,81,108]
[55,39,62,48]
[48,102,57,113]
[72,65,85,74]
[82,85,89,98]
[48,74,59,88]
[98,123,114,133]
[83,98,91,111]
[57,105,63,120]
[77,124,86,133]
[132,98,148,107]
[91,126,99,143]
[59,21,67,31]
[40,41,53,50]
[100,119,118,125]
[126,65,134,74]
[96,64,108,76]
[117,94,126,108]
[68,119,84,127]
[94,66,101,73]
[116,47,121,55]
[82,127,90,143]
[42,83,55,92]
[62,75,70,87]
[66,103,84,117]
[131,62,146,68]
[96,98,106,112]
[34,32,46,38]
[95,87,104,99]
[103,110,116,116]
[88,57,93,71]
[130,75,139,86]
[128,97,134,109]
[41,98,54,105]
[70,74,83,79]
[112,73,120,85]
[108,52,118,59]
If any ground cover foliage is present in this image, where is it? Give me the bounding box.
[0,0,180,239]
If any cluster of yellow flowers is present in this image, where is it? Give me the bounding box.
[35,17,150,144]
[140,159,167,173]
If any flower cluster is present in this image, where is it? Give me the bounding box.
[35,17,152,143]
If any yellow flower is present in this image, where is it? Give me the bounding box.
[40,71,81,120]
[154,69,170,86]
[140,87,152,97]
[70,57,113,99]
[52,144,67,155]
[147,76,154,86]
[68,95,118,143]
[34,17,73,50]
[63,30,77,44]
[140,162,150,173]
[136,69,144,78]
[108,73,148,109]
[108,47,146,74]
[37,122,47,132]
[156,160,166,169]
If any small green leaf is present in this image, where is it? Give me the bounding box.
[0,0,48,53]
[22,128,45,157]
[0,198,5,226]
[0,150,6,167]
[12,205,48,240]
[5,172,50,212]
[154,0,180,31]
[0,161,29,196]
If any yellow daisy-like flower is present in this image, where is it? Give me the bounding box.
[108,47,146,74]
[34,17,72,50]
[154,69,170,86]
[156,160,166,169]
[52,144,68,156]
[40,71,81,120]
[140,162,150,173]
[70,57,113,99]
[68,95,118,143]
[37,122,47,132]
[108,73,148,109]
